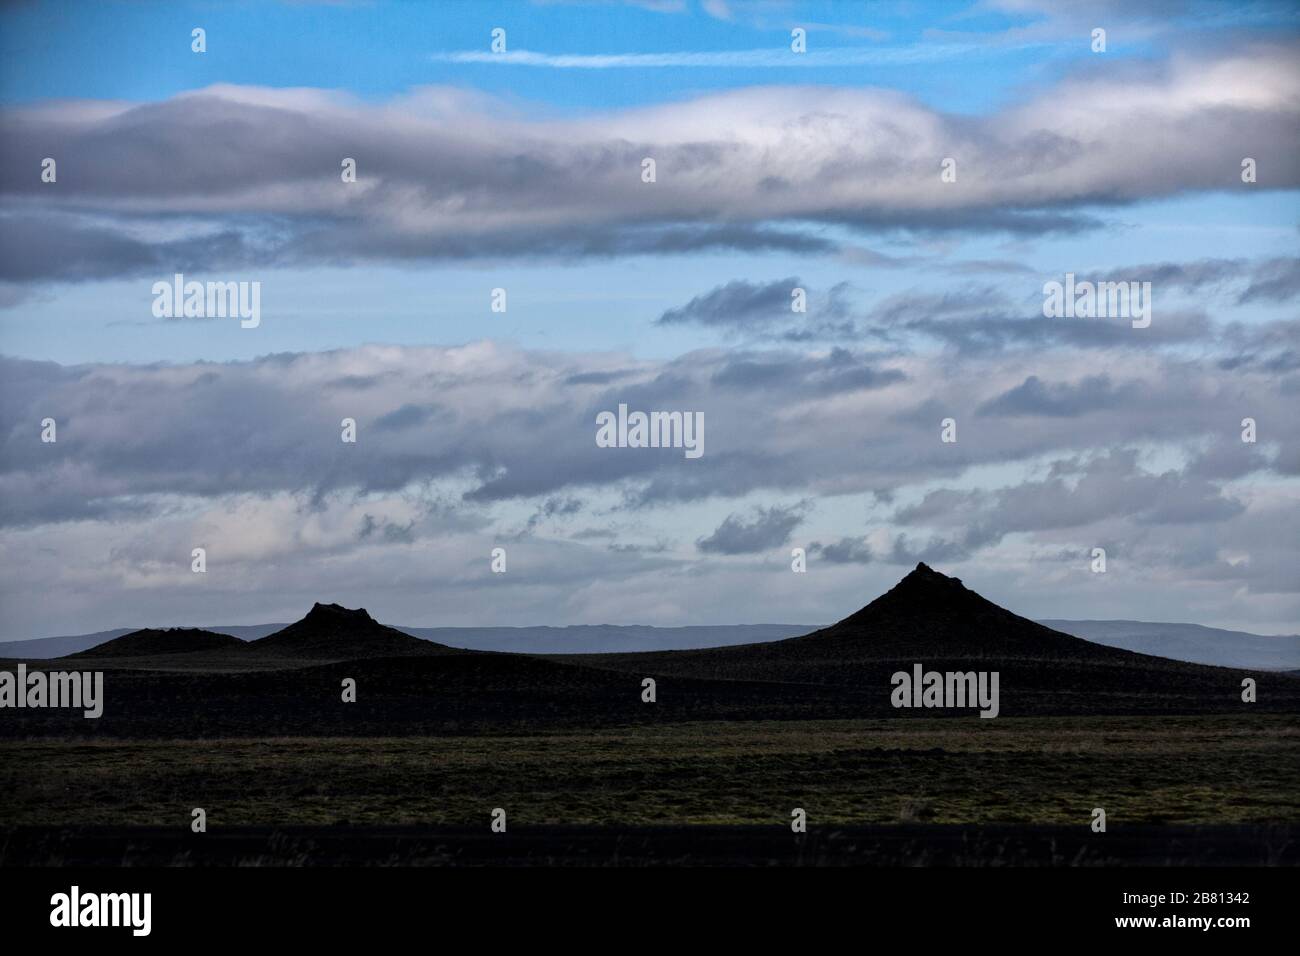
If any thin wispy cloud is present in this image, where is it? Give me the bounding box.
[429,43,1041,69]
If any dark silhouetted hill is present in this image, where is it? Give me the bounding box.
[248,603,460,660]
[563,563,1146,679]
[5,567,1297,738]
[64,627,244,659]
[555,563,1300,716]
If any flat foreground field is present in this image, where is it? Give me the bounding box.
[3,715,1296,828]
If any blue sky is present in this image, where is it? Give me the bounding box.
[0,0,1139,110]
[1,0,1297,364]
[1,0,1298,639]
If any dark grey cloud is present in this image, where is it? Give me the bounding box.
[808,536,873,564]
[0,212,270,283]
[1239,257,1300,304]
[571,527,617,540]
[373,404,438,431]
[658,278,866,342]
[977,374,1141,418]
[885,533,975,566]
[608,539,671,554]
[657,273,1261,355]
[521,495,586,535]
[1215,319,1300,373]
[563,369,638,386]
[357,513,418,543]
[890,308,1218,353]
[1072,256,1300,305]
[657,277,801,330]
[710,348,907,393]
[697,502,809,554]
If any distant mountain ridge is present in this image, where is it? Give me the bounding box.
[1040,620,1300,670]
[1,577,1295,669]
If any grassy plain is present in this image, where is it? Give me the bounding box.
[3,715,1295,828]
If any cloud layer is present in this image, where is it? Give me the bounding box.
[2,42,1297,290]
[2,323,1296,636]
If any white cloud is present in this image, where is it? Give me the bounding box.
[4,42,1296,284]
